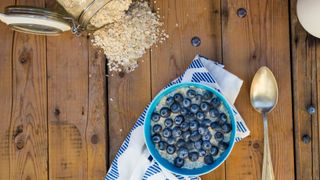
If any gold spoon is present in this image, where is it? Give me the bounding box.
[250,66,278,180]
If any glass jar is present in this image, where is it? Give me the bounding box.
[0,0,131,36]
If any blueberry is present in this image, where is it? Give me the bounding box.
[218,142,229,150]
[189,120,199,131]
[190,130,201,142]
[178,147,189,159]
[202,132,212,141]
[182,98,192,108]
[160,107,171,118]
[214,132,224,141]
[170,103,181,113]
[174,115,184,125]
[151,113,160,122]
[182,131,191,140]
[172,127,182,138]
[184,140,194,150]
[188,152,199,162]
[203,91,213,100]
[186,89,196,98]
[166,145,176,154]
[194,140,202,150]
[204,155,214,165]
[210,146,219,156]
[219,113,227,125]
[166,97,175,106]
[174,157,184,168]
[164,118,173,127]
[211,97,221,107]
[167,137,176,145]
[202,119,211,127]
[176,139,185,147]
[209,108,220,118]
[152,134,161,143]
[180,121,190,131]
[198,125,208,135]
[190,104,200,113]
[196,111,205,120]
[221,123,232,133]
[158,141,168,151]
[162,128,172,138]
[202,140,212,150]
[158,141,167,150]
[153,124,162,133]
[210,121,220,129]
[195,94,203,102]
[199,149,206,157]
[185,112,195,120]
[174,93,184,102]
[180,108,189,116]
[200,102,210,112]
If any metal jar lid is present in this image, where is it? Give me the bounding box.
[0,6,75,35]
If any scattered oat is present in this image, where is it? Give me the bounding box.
[110,98,114,102]
[176,23,179,27]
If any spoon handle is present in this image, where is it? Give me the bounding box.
[262,113,275,180]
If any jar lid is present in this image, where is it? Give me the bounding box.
[0,6,72,35]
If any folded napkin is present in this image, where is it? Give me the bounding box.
[106,55,250,180]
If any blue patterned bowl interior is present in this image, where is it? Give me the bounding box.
[144,82,236,176]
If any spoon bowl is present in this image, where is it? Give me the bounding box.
[250,66,278,113]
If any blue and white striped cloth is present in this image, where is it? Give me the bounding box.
[106,55,250,180]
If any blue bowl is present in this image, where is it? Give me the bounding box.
[144,82,236,176]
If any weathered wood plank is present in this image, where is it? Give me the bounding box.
[9,0,48,179]
[108,52,151,162]
[151,0,223,179]
[222,0,294,179]
[290,1,313,179]
[290,0,320,179]
[315,40,320,180]
[0,0,14,179]
[47,30,89,179]
[87,46,108,178]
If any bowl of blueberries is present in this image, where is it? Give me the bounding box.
[144,82,236,176]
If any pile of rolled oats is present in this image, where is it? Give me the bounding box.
[57,0,167,73]
[92,1,168,73]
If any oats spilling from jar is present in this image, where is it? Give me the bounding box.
[92,1,169,73]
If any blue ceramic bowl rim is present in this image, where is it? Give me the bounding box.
[144,82,236,177]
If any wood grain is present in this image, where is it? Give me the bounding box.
[290,0,320,179]
[87,45,107,178]
[315,40,320,180]
[7,0,48,178]
[108,52,151,162]
[150,0,224,179]
[0,0,14,179]
[47,30,89,179]
[222,0,295,179]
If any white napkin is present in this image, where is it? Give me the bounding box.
[105,54,250,180]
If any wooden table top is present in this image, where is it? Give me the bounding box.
[0,0,318,179]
